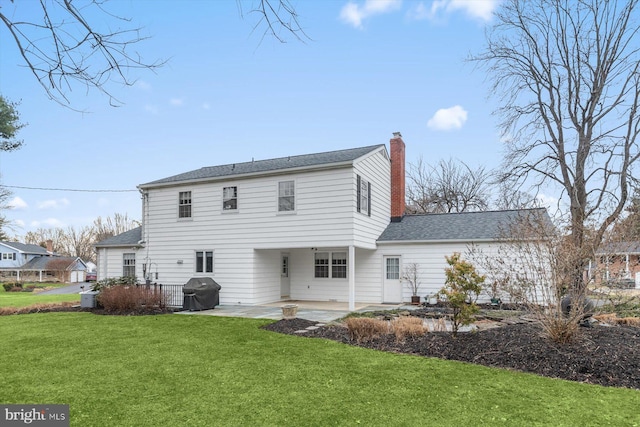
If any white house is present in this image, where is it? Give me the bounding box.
[96,133,547,309]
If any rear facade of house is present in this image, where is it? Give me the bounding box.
[96,133,540,307]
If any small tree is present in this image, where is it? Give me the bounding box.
[439,253,484,336]
[402,263,421,297]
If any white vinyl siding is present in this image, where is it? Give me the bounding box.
[124,146,390,305]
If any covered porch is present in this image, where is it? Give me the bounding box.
[255,245,380,310]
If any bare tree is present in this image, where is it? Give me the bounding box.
[238,0,309,44]
[471,0,640,303]
[59,225,94,263]
[92,213,140,244]
[24,227,66,253]
[406,157,491,213]
[0,0,164,107]
[1,1,307,107]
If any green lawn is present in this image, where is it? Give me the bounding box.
[0,284,80,308]
[0,313,638,426]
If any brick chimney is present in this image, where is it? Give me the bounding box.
[390,132,406,222]
[46,239,53,254]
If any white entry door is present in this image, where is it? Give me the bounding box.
[383,256,402,303]
[280,253,290,298]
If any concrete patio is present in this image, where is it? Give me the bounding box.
[176,300,408,323]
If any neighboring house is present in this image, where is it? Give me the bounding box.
[589,241,640,287]
[96,133,547,308]
[0,241,88,283]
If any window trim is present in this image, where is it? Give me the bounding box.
[178,191,192,219]
[123,253,136,278]
[277,180,296,214]
[314,251,348,280]
[222,186,238,211]
[195,250,214,274]
[356,175,371,217]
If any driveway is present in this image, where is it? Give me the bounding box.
[38,283,92,295]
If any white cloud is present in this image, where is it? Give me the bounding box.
[170,98,184,107]
[339,0,402,29]
[412,0,499,22]
[202,103,211,110]
[427,105,468,131]
[14,219,25,228]
[8,196,27,210]
[37,198,70,210]
[31,218,65,228]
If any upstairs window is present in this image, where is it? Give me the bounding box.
[196,251,214,273]
[123,253,136,277]
[223,186,238,210]
[178,191,192,218]
[278,181,295,212]
[357,175,371,216]
[1,253,16,260]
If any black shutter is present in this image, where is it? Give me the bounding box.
[356,175,361,213]
[367,181,371,217]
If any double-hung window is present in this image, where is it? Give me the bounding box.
[314,251,348,279]
[123,253,136,277]
[196,251,214,273]
[357,175,371,216]
[178,191,192,218]
[278,181,295,212]
[223,186,237,210]
[2,253,16,260]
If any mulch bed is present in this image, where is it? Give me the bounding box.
[262,316,640,390]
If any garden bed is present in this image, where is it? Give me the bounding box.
[263,313,640,390]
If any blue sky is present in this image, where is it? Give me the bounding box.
[0,0,513,237]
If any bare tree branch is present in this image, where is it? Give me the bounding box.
[0,0,165,108]
[470,0,640,297]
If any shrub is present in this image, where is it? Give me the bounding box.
[92,276,137,291]
[439,253,484,337]
[96,285,166,314]
[391,317,428,342]
[345,317,390,343]
[3,283,23,292]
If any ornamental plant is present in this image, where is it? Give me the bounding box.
[439,253,485,336]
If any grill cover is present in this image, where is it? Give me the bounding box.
[183,277,221,310]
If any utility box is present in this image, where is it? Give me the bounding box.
[80,290,99,308]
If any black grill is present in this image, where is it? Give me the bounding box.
[182,277,221,311]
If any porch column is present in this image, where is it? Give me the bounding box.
[348,245,355,311]
[16,270,20,281]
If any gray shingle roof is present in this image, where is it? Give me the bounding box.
[0,242,50,255]
[378,209,550,242]
[140,145,385,187]
[94,227,142,248]
[21,256,84,271]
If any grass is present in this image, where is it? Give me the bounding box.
[0,283,81,308]
[0,313,638,426]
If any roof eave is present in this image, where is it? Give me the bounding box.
[138,161,354,190]
[377,239,498,245]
